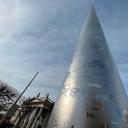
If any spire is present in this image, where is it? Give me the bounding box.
[84,5,101,30]
[47,5,128,128]
[90,5,98,20]
[91,5,96,14]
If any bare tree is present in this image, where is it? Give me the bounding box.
[0,81,18,111]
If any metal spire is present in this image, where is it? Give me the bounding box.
[47,5,128,128]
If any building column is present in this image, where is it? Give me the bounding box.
[10,110,20,124]
[31,107,43,128]
[41,111,51,128]
[21,112,30,128]
[26,108,38,128]
[13,110,23,128]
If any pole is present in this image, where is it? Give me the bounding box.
[14,72,39,105]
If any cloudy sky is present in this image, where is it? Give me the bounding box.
[0,0,128,100]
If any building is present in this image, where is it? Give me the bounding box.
[11,95,54,128]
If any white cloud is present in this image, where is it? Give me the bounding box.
[0,0,128,100]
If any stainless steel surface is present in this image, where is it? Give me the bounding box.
[47,6,128,128]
